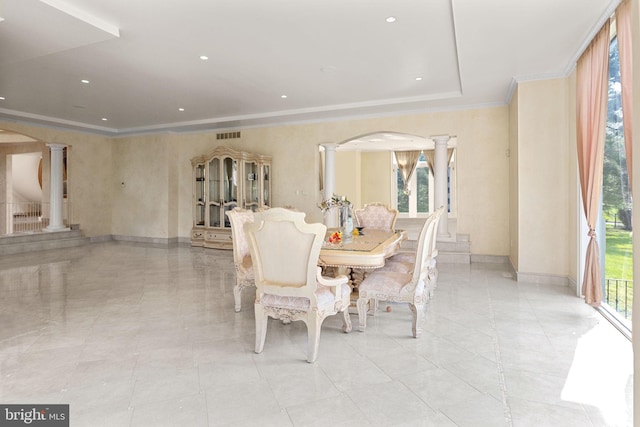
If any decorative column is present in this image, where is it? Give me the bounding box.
[322,143,338,227]
[432,135,450,238]
[0,152,8,235]
[45,143,69,232]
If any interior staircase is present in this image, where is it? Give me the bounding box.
[395,218,470,264]
[0,229,89,256]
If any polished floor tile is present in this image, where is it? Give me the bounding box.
[0,242,633,426]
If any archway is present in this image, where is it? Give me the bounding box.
[0,129,66,234]
[326,132,457,239]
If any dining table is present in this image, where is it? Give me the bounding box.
[319,228,407,299]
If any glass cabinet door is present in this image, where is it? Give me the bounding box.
[263,164,270,207]
[245,161,259,210]
[222,157,237,205]
[208,158,221,227]
[222,157,238,227]
[195,164,205,226]
[209,158,220,205]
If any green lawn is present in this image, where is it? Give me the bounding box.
[605,226,633,319]
[606,227,633,280]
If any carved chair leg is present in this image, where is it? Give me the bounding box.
[409,303,425,338]
[233,283,243,313]
[306,313,323,363]
[428,268,439,299]
[356,297,369,332]
[341,309,352,333]
[254,303,268,353]
[369,299,379,315]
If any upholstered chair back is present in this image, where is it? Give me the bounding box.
[354,203,398,231]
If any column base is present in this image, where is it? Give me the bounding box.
[45,225,70,232]
[437,231,455,243]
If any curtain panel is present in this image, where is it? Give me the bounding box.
[576,20,611,307]
[424,148,455,176]
[394,151,422,195]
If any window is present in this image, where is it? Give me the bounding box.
[393,150,456,217]
[601,30,632,329]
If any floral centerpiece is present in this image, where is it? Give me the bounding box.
[318,194,354,234]
[318,194,351,213]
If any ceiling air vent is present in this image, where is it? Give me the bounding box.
[216,131,241,140]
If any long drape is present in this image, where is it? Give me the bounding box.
[576,21,610,307]
[616,0,633,192]
[394,151,422,195]
[424,148,455,176]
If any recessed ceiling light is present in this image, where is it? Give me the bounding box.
[386,16,396,23]
[81,79,90,84]
[0,96,5,100]
[281,95,287,99]
[199,55,208,60]
[178,108,185,111]
[101,118,108,121]
[415,77,423,81]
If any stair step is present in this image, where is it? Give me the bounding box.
[0,230,88,255]
[398,232,470,264]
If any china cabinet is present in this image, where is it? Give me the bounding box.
[190,146,271,249]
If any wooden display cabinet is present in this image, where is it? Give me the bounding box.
[190,146,271,249]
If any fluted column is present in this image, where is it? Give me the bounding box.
[322,143,338,227]
[432,135,450,238]
[45,143,69,232]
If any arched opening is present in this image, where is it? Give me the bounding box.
[326,132,457,240]
[0,129,69,235]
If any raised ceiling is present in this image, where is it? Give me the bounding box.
[0,0,618,136]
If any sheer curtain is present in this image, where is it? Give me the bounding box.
[394,151,421,195]
[576,20,610,307]
[423,148,455,175]
[616,0,633,192]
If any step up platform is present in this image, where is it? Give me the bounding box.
[397,232,471,264]
[0,229,89,256]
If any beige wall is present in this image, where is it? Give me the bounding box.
[335,151,361,208]
[515,78,574,280]
[3,105,514,259]
[160,107,510,253]
[111,135,170,239]
[361,151,393,208]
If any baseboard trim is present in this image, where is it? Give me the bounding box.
[89,235,113,243]
[515,271,570,286]
[92,235,183,246]
[470,254,509,264]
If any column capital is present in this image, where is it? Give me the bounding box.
[321,142,339,151]
[46,143,67,151]
[430,135,451,145]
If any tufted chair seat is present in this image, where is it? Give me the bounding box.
[261,281,351,310]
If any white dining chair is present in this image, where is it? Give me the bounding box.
[356,207,442,338]
[244,207,352,363]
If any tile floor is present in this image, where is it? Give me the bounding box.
[0,242,633,427]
